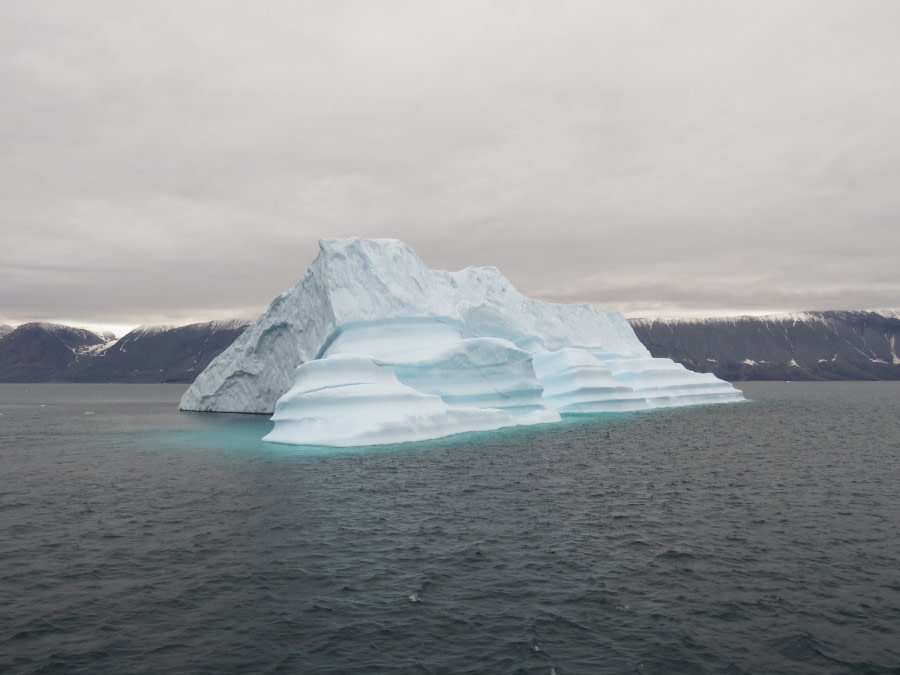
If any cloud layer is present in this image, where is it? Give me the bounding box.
[3,1,899,327]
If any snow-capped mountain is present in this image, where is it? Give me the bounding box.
[0,323,111,382]
[0,320,249,383]
[72,319,251,383]
[629,311,900,381]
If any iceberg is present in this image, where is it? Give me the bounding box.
[180,238,743,446]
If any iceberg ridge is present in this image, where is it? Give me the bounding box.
[180,238,743,446]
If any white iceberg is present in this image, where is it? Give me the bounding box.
[180,238,743,446]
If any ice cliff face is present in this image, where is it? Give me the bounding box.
[180,238,742,446]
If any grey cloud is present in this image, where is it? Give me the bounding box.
[1,1,899,328]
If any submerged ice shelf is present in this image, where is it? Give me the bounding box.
[180,238,743,446]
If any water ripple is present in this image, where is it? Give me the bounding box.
[0,382,898,673]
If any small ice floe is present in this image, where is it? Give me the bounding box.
[40,404,46,407]
[408,593,421,603]
[83,412,95,415]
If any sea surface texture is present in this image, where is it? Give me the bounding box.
[1,383,898,674]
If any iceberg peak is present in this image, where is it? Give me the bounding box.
[180,237,742,445]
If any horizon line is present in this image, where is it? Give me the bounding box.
[4,307,899,340]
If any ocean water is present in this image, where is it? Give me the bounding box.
[1,382,898,674]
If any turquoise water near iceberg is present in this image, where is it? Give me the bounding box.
[1,382,898,673]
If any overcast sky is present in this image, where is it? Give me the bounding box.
[2,1,898,334]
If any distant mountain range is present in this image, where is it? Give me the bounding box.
[0,310,897,383]
[0,320,250,383]
[629,310,900,381]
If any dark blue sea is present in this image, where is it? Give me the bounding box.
[1,382,898,674]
